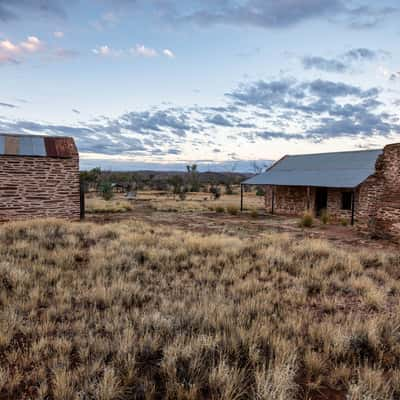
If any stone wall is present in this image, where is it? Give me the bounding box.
[0,155,80,221]
[374,144,400,241]
[264,185,353,221]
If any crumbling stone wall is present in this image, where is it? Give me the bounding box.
[373,144,400,241]
[0,155,80,221]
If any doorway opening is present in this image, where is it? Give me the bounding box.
[315,187,328,216]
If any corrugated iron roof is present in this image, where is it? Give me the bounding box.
[0,133,77,158]
[242,149,382,188]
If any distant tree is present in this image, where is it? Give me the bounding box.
[80,167,101,193]
[99,181,114,200]
[169,175,184,196]
[251,161,267,174]
[186,164,200,192]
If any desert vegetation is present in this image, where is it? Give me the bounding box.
[1,219,399,399]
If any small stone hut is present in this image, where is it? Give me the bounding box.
[0,133,80,221]
[242,143,400,241]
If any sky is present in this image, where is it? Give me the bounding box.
[0,0,399,172]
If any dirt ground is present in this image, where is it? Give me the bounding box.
[85,193,399,252]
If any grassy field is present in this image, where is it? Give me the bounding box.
[86,191,265,214]
[1,219,400,399]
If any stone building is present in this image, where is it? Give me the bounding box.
[242,143,400,241]
[0,133,80,221]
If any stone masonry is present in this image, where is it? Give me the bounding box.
[0,137,80,222]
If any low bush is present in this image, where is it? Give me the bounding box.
[215,206,225,213]
[300,212,314,228]
[341,218,349,226]
[227,206,239,215]
[250,209,259,218]
[321,210,329,225]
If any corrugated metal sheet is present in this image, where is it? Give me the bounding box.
[4,135,19,155]
[0,133,77,158]
[44,137,77,158]
[19,136,46,156]
[243,149,383,188]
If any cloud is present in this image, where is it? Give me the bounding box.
[0,76,398,160]
[227,77,399,141]
[53,31,64,38]
[0,101,17,108]
[302,56,348,73]
[163,49,175,58]
[0,0,66,21]
[390,72,400,81]
[301,48,387,73]
[91,12,119,31]
[206,114,234,127]
[72,109,80,114]
[0,35,44,64]
[345,5,398,29]
[92,45,121,57]
[152,0,397,30]
[132,44,158,57]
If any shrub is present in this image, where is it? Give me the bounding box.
[320,210,329,225]
[251,209,259,218]
[256,187,265,196]
[227,206,239,215]
[210,186,221,200]
[99,182,114,200]
[300,212,314,228]
[341,218,349,226]
[215,206,225,213]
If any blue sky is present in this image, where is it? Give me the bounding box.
[0,0,399,171]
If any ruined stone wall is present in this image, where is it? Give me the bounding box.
[0,155,80,221]
[374,144,400,241]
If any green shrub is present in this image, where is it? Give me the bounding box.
[256,187,265,196]
[320,209,329,225]
[215,206,225,213]
[250,209,259,218]
[340,218,349,226]
[99,182,114,201]
[227,206,239,215]
[300,212,314,228]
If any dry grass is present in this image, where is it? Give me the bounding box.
[0,219,400,399]
[86,198,134,213]
[87,191,265,214]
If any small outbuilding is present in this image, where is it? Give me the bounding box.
[0,133,81,221]
[242,143,400,241]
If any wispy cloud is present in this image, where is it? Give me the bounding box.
[92,45,122,57]
[0,101,17,108]
[53,31,64,38]
[0,36,44,65]
[151,0,398,30]
[301,48,388,73]
[132,44,158,57]
[163,49,175,58]
[91,12,119,31]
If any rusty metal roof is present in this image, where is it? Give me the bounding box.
[0,133,77,158]
[242,149,383,188]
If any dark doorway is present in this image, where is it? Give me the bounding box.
[315,188,328,216]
